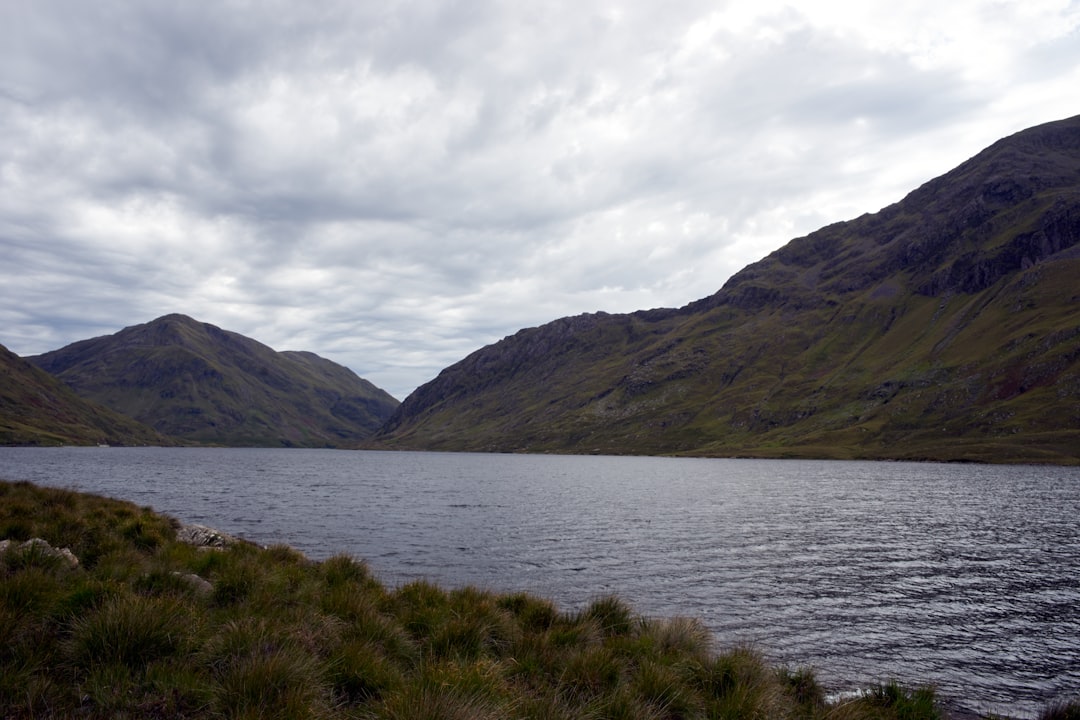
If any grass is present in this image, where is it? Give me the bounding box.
[2,478,1074,719]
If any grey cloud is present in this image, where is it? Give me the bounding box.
[2,2,1078,400]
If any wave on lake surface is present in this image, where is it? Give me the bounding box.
[0,447,1077,718]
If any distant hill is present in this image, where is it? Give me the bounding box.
[29,314,399,447]
[1,342,168,446]
[376,115,1080,464]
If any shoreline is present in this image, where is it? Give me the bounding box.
[4,479,1063,718]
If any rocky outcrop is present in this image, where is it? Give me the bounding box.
[175,523,244,549]
[0,537,80,567]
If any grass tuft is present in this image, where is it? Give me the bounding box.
[213,645,329,720]
[581,594,635,637]
[67,594,193,668]
[558,645,624,700]
[328,638,406,702]
[864,681,942,719]
[639,615,713,660]
[1042,699,1080,720]
[374,680,508,720]
[498,591,559,631]
[632,657,699,716]
[322,552,373,587]
[779,665,826,709]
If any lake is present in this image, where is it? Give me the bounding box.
[0,447,1077,718]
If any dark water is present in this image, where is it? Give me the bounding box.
[0,447,1077,718]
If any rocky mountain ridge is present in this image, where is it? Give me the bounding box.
[376,115,1080,464]
[27,314,398,447]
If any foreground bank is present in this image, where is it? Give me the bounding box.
[0,479,1072,719]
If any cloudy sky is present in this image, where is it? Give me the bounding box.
[2,1,1078,400]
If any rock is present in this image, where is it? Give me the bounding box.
[175,523,242,548]
[171,571,213,596]
[0,537,79,568]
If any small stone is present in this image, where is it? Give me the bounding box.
[172,571,213,596]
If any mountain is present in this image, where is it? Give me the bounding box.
[376,115,1080,464]
[1,342,169,446]
[29,314,399,447]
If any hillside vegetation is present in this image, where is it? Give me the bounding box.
[376,115,1080,464]
[0,343,168,447]
[28,314,398,448]
[0,479,993,719]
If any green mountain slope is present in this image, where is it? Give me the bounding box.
[29,314,399,447]
[0,343,168,446]
[376,115,1080,464]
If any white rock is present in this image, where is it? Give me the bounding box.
[175,523,241,548]
[0,537,80,568]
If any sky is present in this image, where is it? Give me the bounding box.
[2,1,1078,401]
